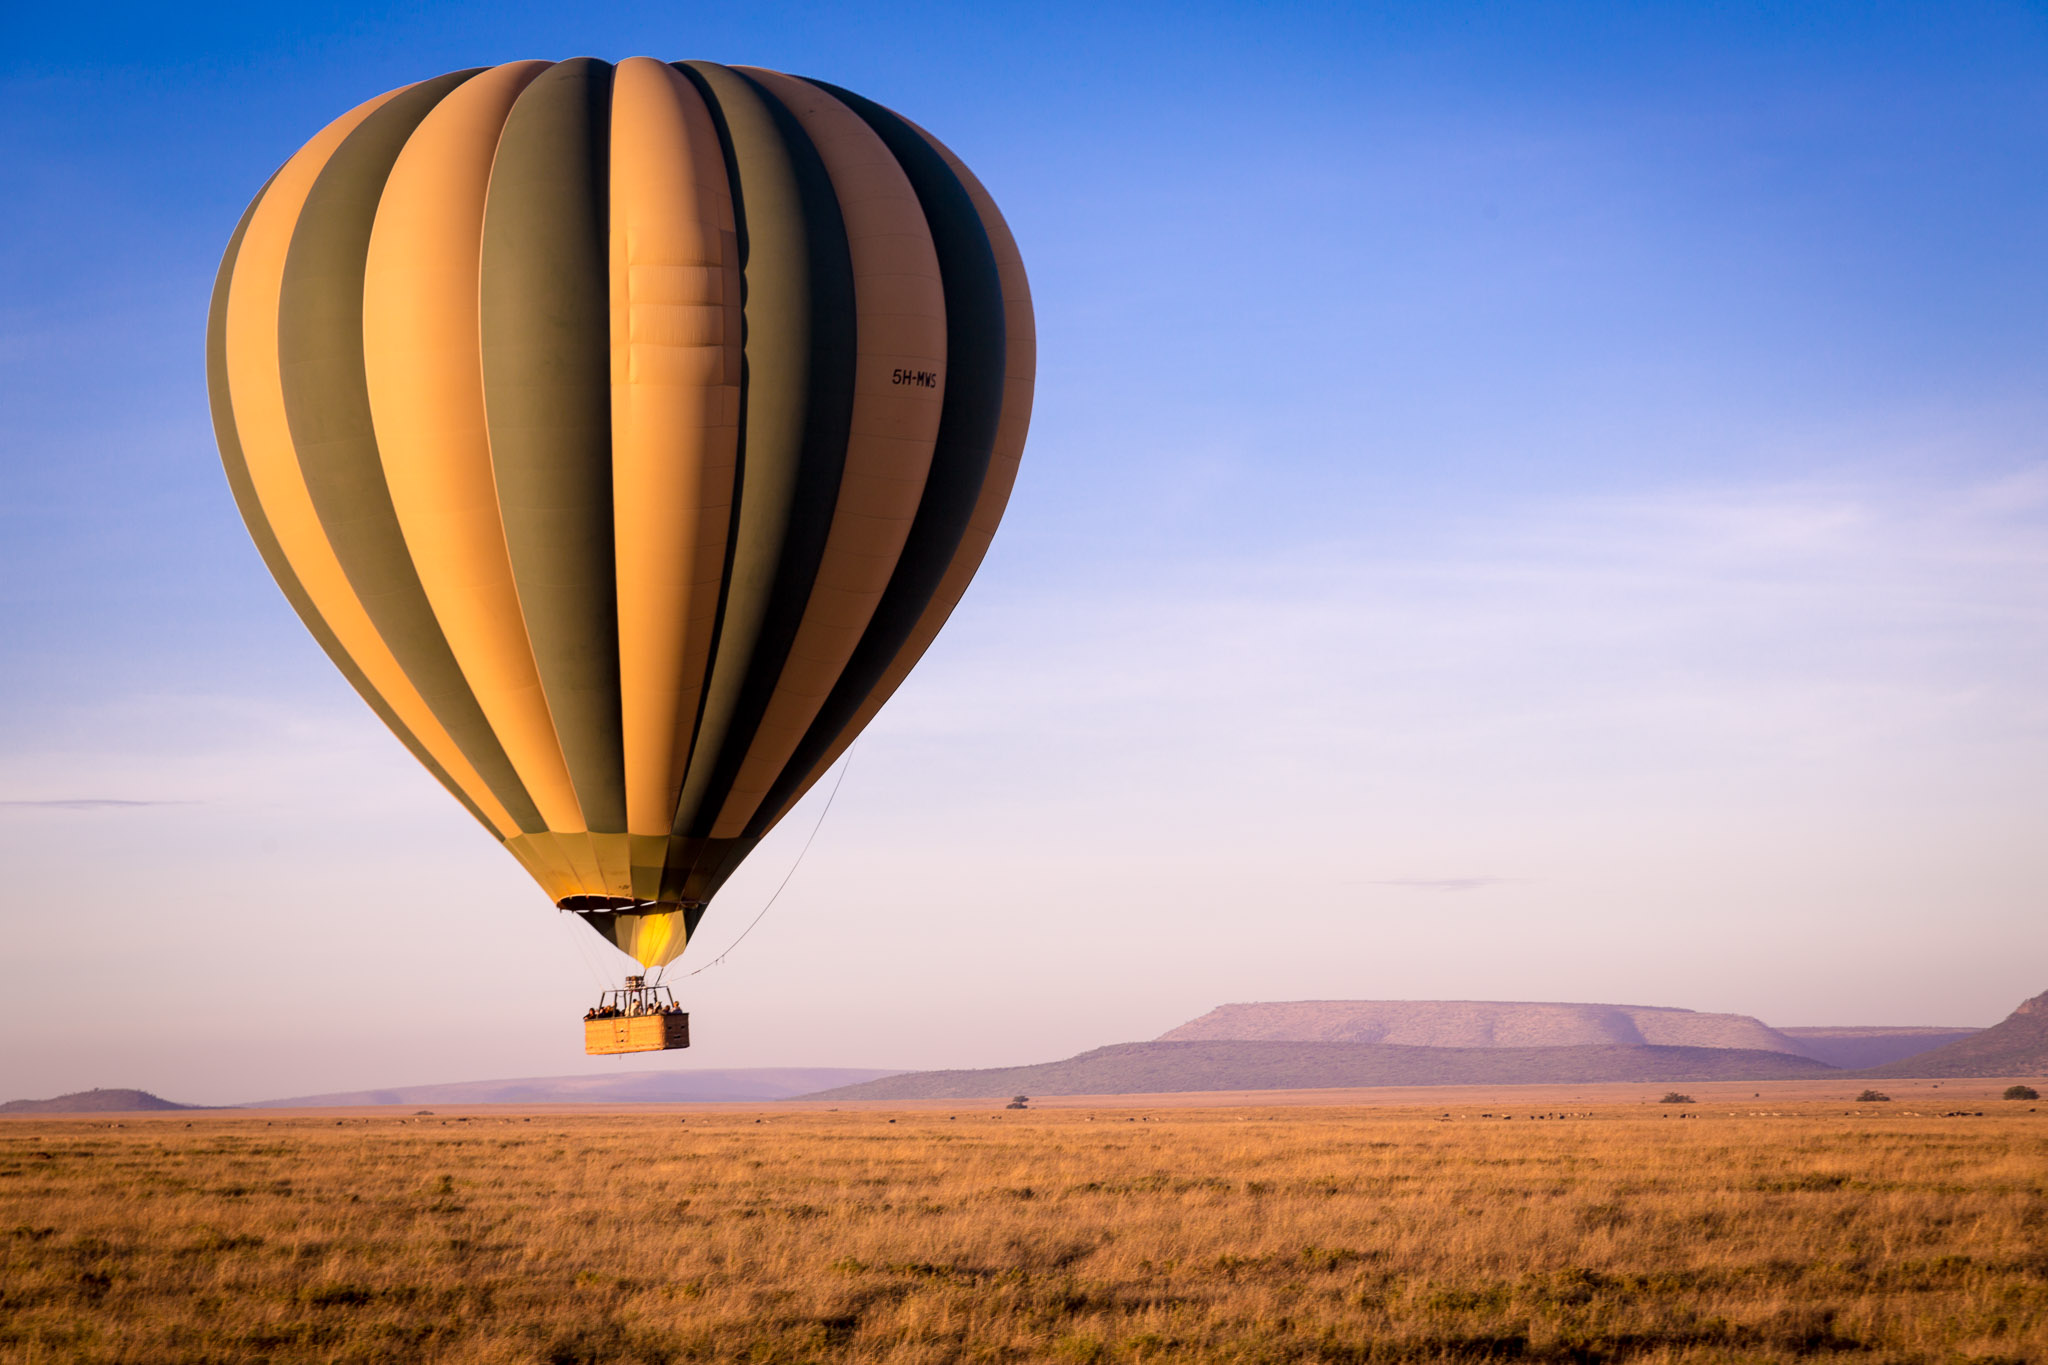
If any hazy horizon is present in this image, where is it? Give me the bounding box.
[4,2,2045,1107]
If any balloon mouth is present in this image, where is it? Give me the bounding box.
[567,899,707,970]
[559,895,708,915]
[560,894,664,913]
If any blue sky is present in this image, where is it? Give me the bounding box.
[2,2,2044,1103]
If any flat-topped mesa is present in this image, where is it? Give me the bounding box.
[1160,1001,1806,1054]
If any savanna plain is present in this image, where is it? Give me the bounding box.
[3,1090,2044,1364]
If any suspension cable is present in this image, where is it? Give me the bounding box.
[561,911,616,994]
[675,740,860,980]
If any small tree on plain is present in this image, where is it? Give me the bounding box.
[1005,1095,1029,1110]
[1658,1092,1693,1105]
[1855,1089,1891,1102]
[2003,1084,2039,1101]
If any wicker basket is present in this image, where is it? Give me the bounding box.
[584,1012,690,1055]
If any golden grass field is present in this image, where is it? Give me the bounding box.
[4,1082,2044,1364]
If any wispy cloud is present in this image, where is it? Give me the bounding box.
[0,798,194,810]
[1364,877,1515,892]
[918,467,2048,742]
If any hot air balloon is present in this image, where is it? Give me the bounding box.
[205,58,1033,1050]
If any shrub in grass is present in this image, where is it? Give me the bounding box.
[1855,1090,1891,1103]
[2003,1084,2039,1101]
[1658,1093,1694,1105]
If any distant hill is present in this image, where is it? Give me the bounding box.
[1857,990,2048,1078]
[1161,1000,1810,1054]
[248,1067,903,1108]
[1777,1026,1982,1069]
[1,1088,193,1114]
[803,1041,1838,1101]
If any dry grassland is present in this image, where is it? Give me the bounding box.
[3,1099,2045,1363]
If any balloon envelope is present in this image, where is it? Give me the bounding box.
[207,58,1033,966]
